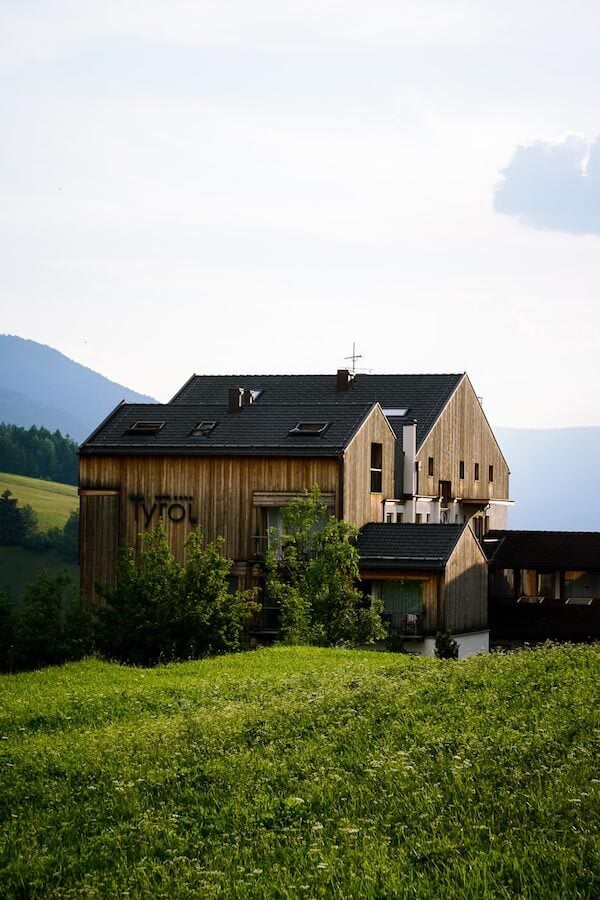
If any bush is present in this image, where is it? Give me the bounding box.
[266,487,385,646]
[97,521,258,666]
[435,630,459,660]
[1,571,92,673]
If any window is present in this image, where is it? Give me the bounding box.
[289,422,330,435]
[397,512,403,524]
[488,465,494,483]
[386,513,394,523]
[370,442,383,492]
[190,421,217,437]
[382,408,409,417]
[128,421,165,434]
[428,457,434,477]
[474,463,480,481]
[459,460,465,480]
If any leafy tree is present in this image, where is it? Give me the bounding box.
[266,487,385,646]
[98,521,257,665]
[5,570,90,672]
[0,489,38,545]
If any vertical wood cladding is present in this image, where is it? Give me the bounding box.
[79,492,119,602]
[79,455,340,585]
[343,406,396,526]
[417,376,510,501]
[443,527,488,633]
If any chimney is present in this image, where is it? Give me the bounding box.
[337,369,354,392]
[229,387,244,414]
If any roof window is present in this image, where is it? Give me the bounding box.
[128,421,165,434]
[190,421,217,437]
[383,408,409,417]
[289,422,330,436]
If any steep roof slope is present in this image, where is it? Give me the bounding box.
[170,373,463,447]
[357,523,467,570]
[79,401,378,457]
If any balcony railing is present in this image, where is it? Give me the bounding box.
[382,612,424,638]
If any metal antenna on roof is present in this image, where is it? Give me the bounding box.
[344,342,363,374]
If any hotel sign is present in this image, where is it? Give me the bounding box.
[129,493,198,526]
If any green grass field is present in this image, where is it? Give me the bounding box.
[0,645,598,898]
[0,471,78,530]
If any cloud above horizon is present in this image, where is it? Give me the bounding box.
[494,134,600,235]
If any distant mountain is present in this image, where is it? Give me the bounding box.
[495,426,600,532]
[0,336,156,443]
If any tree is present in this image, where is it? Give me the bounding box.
[265,487,385,646]
[98,520,258,665]
[0,490,38,545]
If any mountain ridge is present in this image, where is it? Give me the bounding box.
[0,335,156,443]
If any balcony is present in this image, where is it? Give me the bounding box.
[382,611,424,638]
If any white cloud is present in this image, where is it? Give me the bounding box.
[494,134,600,236]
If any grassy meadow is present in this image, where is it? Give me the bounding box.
[1,644,598,898]
[0,471,78,530]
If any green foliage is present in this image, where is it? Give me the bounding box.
[0,645,598,897]
[0,489,38,545]
[435,629,460,660]
[266,487,385,646]
[386,630,406,653]
[0,423,78,484]
[98,520,258,666]
[0,570,92,673]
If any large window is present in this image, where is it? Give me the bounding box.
[382,580,424,635]
[564,571,600,599]
[370,443,383,493]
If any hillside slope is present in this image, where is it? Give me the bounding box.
[0,335,156,442]
[0,645,598,898]
[0,472,78,531]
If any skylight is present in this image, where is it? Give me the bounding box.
[289,422,330,436]
[382,408,409,417]
[128,421,165,434]
[190,421,217,437]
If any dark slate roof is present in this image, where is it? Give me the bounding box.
[170,373,464,447]
[79,402,377,456]
[357,523,467,570]
[483,530,600,571]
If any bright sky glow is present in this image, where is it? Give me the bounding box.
[2,1,600,427]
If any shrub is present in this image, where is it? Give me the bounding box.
[97,521,258,666]
[435,630,459,660]
[2,570,91,672]
[266,487,385,646]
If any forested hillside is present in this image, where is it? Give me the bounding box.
[0,424,77,485]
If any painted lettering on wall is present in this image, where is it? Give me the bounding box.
[128,493,198,526]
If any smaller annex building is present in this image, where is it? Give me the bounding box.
[484,530,600,645]
[356,523,488,658]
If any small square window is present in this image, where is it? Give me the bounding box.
[289,422,330,436]
[190,421,217,437]
[128,421,165,435]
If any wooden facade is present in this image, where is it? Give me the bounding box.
[417,376,509,504]
[79,404,397,602]
[362,526,487,639]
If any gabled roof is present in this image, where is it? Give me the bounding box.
[170,373,464,447]
[79,401,379,457]
[357,523,467,570]
[483,530,600,571]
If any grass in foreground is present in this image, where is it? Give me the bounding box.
[0,645,598,898]
[0,471,78,531]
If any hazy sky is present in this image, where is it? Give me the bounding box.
[2,1,600,427]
